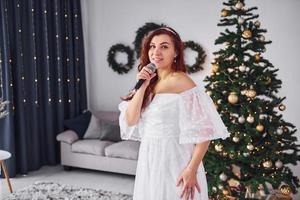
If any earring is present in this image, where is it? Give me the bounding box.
[173,58,177,63]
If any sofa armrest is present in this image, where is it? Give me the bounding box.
[56,130,79,144]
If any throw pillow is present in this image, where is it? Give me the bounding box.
[83,115,102,139]
[64,111,92,139]
[99,120,122,142]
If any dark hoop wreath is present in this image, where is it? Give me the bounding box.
[107,44,134,74]
[184,41,206,74]
[133,22,165,59]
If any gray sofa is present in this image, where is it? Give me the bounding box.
[56,111,139,175]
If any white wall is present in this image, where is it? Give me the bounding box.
[81,0,300,197]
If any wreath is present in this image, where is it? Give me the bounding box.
[133,22,165,59]
[184,41,206,74]
[107,44,134,74]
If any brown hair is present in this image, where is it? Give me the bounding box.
[122,27,187,110]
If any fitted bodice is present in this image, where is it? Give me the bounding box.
[141,94,180,138]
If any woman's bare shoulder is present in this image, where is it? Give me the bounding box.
[170,72,196,93]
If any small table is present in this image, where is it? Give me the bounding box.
[0,150,13,193]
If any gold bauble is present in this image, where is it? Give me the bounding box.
[232,136,240,143]
[256,124,264,132]
[265,77,272,84]
[235,1,244,10]
[242,29,252,39]
[222,189,230,196]
[246,115,254,123]
[215,144,223,152]
[241,90,247,95]
[280,185,292,196]
[228,92,238,104]
[212,63,219,73]
[246,89,256,98]
[283,126,289,133]
[254,20,261,27]
[279,104,286,111]
[254,53,261,62]
[262,160,272,168]
[246,143,254,151]
[221,9,229,17]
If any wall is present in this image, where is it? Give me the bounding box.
[81,0,300,197]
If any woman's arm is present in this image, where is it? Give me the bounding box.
[187,141,210,173]
[125,68,156,126]
[125,87,146,126]
[177,141,210,200]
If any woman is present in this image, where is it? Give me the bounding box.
[119,27,229,200]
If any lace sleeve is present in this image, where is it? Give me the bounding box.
[118,101,142,141]
[178,86,230,144]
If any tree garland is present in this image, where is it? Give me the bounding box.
[133,22,165,59]
[184,40,206,73]
[107,44,134,74]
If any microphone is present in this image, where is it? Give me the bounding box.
[134,63,156,90]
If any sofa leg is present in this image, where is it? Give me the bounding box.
[63,165,72,171]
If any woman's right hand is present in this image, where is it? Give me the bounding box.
[136,66,156,89]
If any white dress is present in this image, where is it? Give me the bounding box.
[119,85,230,200]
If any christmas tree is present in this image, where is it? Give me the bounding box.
[203,0,300,199]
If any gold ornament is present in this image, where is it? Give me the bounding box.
[279,104,286,111]
[228,92,238,104]
[238,64,246,72]
[241,90,247,95]
[215,144,223,152]
[206,90,212,96]
[227,68,234,73]
[246,115,254,123]
[254,53,261,62]
[238,116,245,124]
[219,173,228,181]
[283,126,289,133]
[276,127,283,135]
[259,35,265,42]
[256,124,264,132]
[221,9,229,17]
[212,63,219,73]
[235,1,244,10]
[242,29,252,39]
[222,189,230,196]
[280,185,292,196]
[232,136,240,143]
[247,143,254,151]
[246,89,257,98]
[254,20,261,27]
[275,160,283,168]
[262,160,273,168]
[237,17,245,25]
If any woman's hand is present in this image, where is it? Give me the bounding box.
[136,66,156,89]
[176,167,201,200]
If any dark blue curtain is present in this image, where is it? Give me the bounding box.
[0,0,87,177]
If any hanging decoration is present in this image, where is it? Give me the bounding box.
[107,44,134,74]
[184,41,206,73]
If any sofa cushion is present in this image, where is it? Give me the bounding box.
[72,139,113,156]
[99,120,122,142]
[105,141,140,160]
[64,111,92,138]
[56,130,79,144]
[83,115,101,139]
[93,111,119,125]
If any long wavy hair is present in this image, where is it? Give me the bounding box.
[122,27,187,111]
